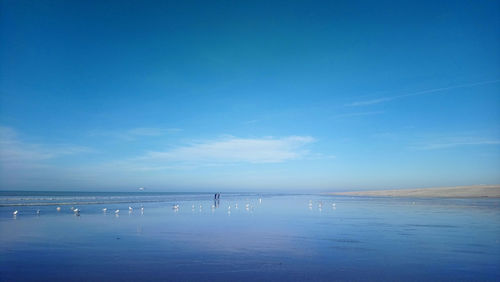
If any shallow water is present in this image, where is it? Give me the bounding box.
[0,192,499,281]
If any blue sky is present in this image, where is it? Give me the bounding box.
[1,0,499,191]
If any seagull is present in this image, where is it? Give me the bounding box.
[36,209,40,215]
[56,207,61,212]
[13,210,18,215]
[332,203,336,207]
[73,208,80,216]
[235,203,238,209]
[102,208,107,212]
[228,206,231,210]
[259,198,262,204]
[141,207,144,211]
[115,209,120,214]
[173,204,179,209]
[192,204,195,209]
[129,206,133,211]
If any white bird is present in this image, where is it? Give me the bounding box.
[199,205,202,209]
[56,207,61,212]
[36,209,40,215]
[141,207,144,211]
[115,209,120,214]
[73,208,80,213]
[173,204,179,209]
[235,203,238,208]
[332,203,336,207]
[211,205,215,209]
[13,210,18,215]
[228,206,231,210]
[259,198,262,204]
[192,204,195,209]
[102,208,107,212]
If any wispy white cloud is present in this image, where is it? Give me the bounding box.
[127,127,182,136]
[138,136,316,166]
[0,126,93,165]
[411,136,500,150]
[89,127,182,140]
[333,111,384,119]
[346,79,500,107]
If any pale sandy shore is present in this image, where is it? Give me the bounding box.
[328,185,500,198]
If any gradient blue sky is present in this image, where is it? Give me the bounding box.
[1,0,499,192]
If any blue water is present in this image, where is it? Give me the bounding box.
[0,192,499,281]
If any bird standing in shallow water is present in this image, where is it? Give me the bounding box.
[56,207,61,212]
[13,210,18,215]
[103,208,107,212]
[115,209,120,214]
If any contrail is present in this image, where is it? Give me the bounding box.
[346,79,500,106]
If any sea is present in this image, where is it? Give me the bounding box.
[0,191,499,281]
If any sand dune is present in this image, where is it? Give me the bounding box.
[329,185,500,198]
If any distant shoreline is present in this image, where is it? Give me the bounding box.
[328,185,500,198]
